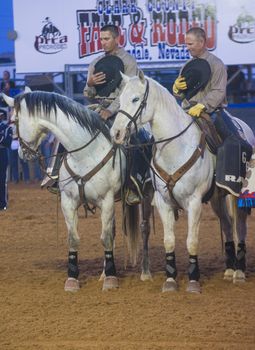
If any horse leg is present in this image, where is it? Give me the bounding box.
[154,192,178,292]
[210,192,236,281]
[186,197,202,293]
[233,207,248,283]
[61,193,80,292]
[98,216,115,282]
[100,193,118,291]
[140,183,153,281]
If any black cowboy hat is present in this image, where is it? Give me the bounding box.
[181,58,211,100]
[94,55,124,97]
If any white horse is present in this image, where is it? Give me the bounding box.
[111,71,255,293]
[2,89,153,292]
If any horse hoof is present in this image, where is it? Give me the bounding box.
[102,276,119,291]
[233,270,246,283]
[186,280,201,294]
[140,272,153,281]
[64,278,80,292]
[162,278,178,292]
[224,268,234,281]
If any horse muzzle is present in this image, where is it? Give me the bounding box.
[111,126,130,145]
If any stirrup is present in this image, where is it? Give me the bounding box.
[46,182,60,195]
[125,188,141,206]
[130,175,143,199]
[41,174,58,188]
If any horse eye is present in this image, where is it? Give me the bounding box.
[132,97,139,103]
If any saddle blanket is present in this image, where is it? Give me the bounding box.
[216,135,251,197]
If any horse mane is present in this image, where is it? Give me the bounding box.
[14,91,111,141]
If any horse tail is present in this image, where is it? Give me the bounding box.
[125,203,140,267]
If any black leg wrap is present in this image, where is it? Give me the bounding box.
[188,255,200,281]
[68,251,79,279]
[225,241,236,270]
[165,252,177,279]
[104,251,116,277]
[236,242,246,272]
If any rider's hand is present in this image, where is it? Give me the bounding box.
[87,71,106,87]
[173,76,187,94]
[100,109,112,120]
[188,103,206,117]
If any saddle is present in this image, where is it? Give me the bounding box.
[195,112,221,153]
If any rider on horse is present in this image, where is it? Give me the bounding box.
[43,24,151,204]
[172,27,252,197]
[83,24,151,205]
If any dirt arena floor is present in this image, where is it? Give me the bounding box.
[1,183,255,350]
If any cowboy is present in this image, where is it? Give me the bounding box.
[172,27,252,196]
[83,24,152,205]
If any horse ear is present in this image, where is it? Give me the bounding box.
[138,69,145,84]
[1,93,14,107]
[120,72,130,84]
[24,86,32,93]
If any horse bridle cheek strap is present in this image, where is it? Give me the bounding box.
[153,132,206,205]
[63,147,116,217]
[118,79,149,135]
[15,110,42,161]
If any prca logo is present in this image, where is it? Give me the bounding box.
[34,17,68,54]
[228,13,255,43]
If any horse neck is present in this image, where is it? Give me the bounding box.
[148,79,200,162]
[39,110,110,160]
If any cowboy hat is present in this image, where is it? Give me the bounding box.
[181,58,211,100]
[94,55,124,97]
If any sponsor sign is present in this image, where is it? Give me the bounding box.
[13,0,255,73]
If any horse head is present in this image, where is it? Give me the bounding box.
[2,87,45,161]
[111,70,151,145]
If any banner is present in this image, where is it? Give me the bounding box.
[13,0,255,73]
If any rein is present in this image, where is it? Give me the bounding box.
[15,108,104,183]
[116,78,195,150]
[15,109,102,160]
[115,78,207,208]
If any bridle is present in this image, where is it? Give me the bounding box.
[14,108,102,162]
[15,112,42,161]
[117,78,149,137]
[115,78,195,148]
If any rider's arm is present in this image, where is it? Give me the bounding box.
[195,58,227,113]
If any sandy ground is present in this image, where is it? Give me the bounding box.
[1,183,255,350]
